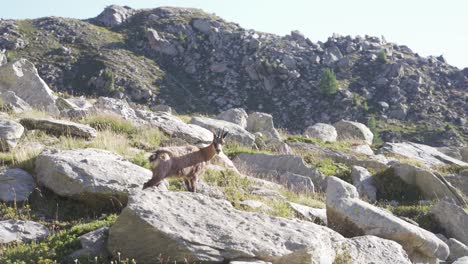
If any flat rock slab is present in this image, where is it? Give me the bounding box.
[20,118,97,139]
[0,116,24,151]
[0,219,49,243]
[0,168,35,202]
[35,148,159,206]
[108,190,410,263]
[233,153,326,191]
[326,176,449,263]
[137,111,213,144]
[431,200,468,246]
[379,142,468,167]
[191,116,255,146]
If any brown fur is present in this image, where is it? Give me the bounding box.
[143,130,227,192]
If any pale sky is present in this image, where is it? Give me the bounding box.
[1,0,467,69]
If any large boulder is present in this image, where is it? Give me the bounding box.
[287,202,327,225]
[0,168,35,202]
[246,112,281,141]
[326,176,449,262]
[379,142,468,167]
[233,153,326,191]
[304,123,337,142]
[453,256,468,264]
[0,220,49,243]
[0,116,24,151]
[445,174,468,197]
[216,108,248,129]
[108,189,411,263]
[94,5,135,27]
[391,163,465,205]
[136,110,213,145]
[0,91,32,113]
[191,116,255,146]
[351,166,377,202]
[92,97,143,124]
[334,120,373,145]
[0,59,59,114]
[20,118,97,139]
[34,148,161,206]
[431,200,468,245]
[447,238,468,262]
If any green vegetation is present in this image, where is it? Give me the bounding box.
[302,156,352,183]
[386,204,442,233]
[203,169,253,207]
[373,168,423,202]
[319,68,339,96]
[368,115,383,145]
[1,215,116,264]
[279,190,325,209]
[333,246,352,264]
[433,164,468,175]
[223,143,274,159]
[377,49,388,63]
[103,69,116,93]
[80,114,137,136]
[286,135,353,152]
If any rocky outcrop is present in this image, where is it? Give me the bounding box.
[246,112,281,141]
[0,91,32,113]
[94,5,135,27]
[351,166,376,202]
[0,116,24,151]
[334,120,373,145]
[137,111,213,144]
[0,59,58,114]
[326,176,449,262]
[20,118,97,139]
[233,153,326,191]
[0,168,35,202]
[391,163,465,205]
[304,123,337,142]
[108,189,411,263]
[191,116,255,146]
[92,97,143,124]
[0,220,49,243]
[431,200,468,245]
[379,142,468,167]
[216,108,248,128]
[34,148,162,206]
[287,202,327,225]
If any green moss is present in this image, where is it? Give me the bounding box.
[279,190,325,209]
[80,114,137,136]
[203,169,253,207]
[433,164,468,175]
[301,155,352,183]
[222,143,274,159]
[387,204,442,233]
[333,246,352,264]
[373,168,423,202]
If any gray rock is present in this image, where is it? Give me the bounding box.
[391,163,464,204]
[0,51,6,66]
[108,189,410,263]
[233,153,326,191]
[379,142,468,167]
[246,112,281,141]
[216,108,248,128]
[95,5,134,27]
[351,144,374,156]
[137,111,213,145]
[151,104,172,114]
[351,166,377,202]
[334,120,373,145]
[431,200,468,245]
[0,116,24,151]
[0,91,32,113]
[326,176,449,262]
[35,148,162,206]
[20,118,97,139]
[445,174,468,197]
[239,200,268,210]
[0,220,49,243]
[454,256,468,264]
[322,46,343,65]
[0,59,59,114]
[146,28,178,56]
[229,260,271,264]
[304,123,337,142]
[447,238,468,261]
[287,202,327,224]
[70,227,109,259]
[191,116,255,146]
[93,97,143,124]
[0,168,35,202]
[278,171,315,192]
[192,19,212,34]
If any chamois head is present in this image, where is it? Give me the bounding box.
[213,129,228,154]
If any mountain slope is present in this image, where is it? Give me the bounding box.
[0,5,466,146]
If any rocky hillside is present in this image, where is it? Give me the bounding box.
[0,5,466,147]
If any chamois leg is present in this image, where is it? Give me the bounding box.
[143,175,163,190]
[184,179,192,192]
[189,178,197,193]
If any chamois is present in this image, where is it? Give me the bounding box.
[142,129,228,192]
